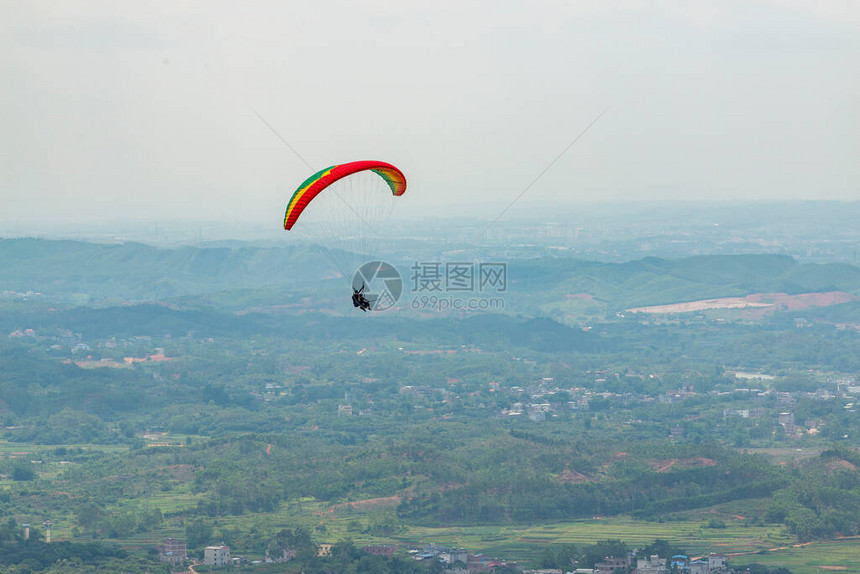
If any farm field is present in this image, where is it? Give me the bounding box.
[133,496,792,566]
[393,518,791,565]
[241,498,858,571]
[40,493,800,569]
[729,538,860,574]
[0,441,127,457]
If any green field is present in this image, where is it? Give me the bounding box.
[123,496,792,567]
[730,538,860,574]
[393,518,790,565]
[0,441,128,456]
[221,499,860,572]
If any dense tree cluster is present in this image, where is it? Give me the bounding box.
[0,540,168,573]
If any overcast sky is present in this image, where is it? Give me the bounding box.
[2,1,858,225]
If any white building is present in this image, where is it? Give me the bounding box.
[709,554,727,570]
[637,554,667,574]
[204,545,231,568]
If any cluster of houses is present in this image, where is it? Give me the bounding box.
[522,552,728,574]
[159,539,730,573]
[404,543,519,572]
[397,542,731,574]
[9,326,154,349]
[7,326,212,358]
[591,553,727,574]
[157,540,232,568]
[159,540,277,569]
[492,373,858,438]
[322,372,857,434]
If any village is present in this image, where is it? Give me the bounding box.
[154,536,733,574]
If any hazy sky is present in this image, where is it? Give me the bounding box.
[2,1,858,225]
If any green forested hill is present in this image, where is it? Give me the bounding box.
[513,254,860,309]
[0,238,330,303]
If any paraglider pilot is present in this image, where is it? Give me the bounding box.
[352,285,372,312]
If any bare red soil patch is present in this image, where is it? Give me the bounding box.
[826,459,859,472]
[558,468,592,483]
[628,291,857,315]
[746,291,857,310]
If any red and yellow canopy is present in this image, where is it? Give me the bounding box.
[284,160,406,230]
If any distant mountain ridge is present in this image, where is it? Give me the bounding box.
[2,239,860,318]
[0,238,329,303]
[513,254,860,317]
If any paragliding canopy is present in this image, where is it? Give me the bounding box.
[283,160,408,299]
[284,160,406,231]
